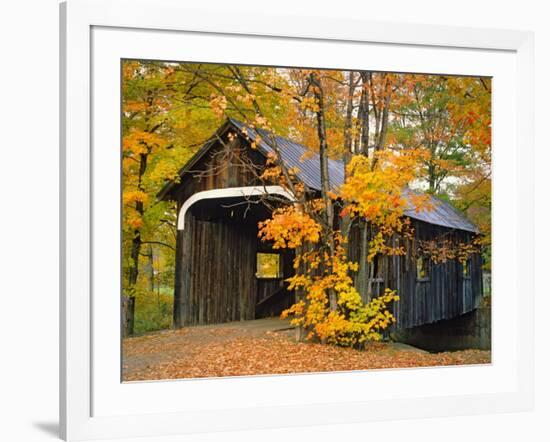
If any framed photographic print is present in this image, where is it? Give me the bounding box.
[60,0,534,440]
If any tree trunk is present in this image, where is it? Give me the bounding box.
[124,230,141,337]
[294,243,308,342]
[370,73,381,152]
[310,73,333,226]
[343,71,356,160]
[428,166,436,193]
[122,295,135,338]
[350,73,372,302]
[143,244,154,292]
[356,220,369,302]
[358,71,370,155]
[124,152,148,336]
[427,143,438,193]
[371,74,392,170]
[128,228,142,287]
[309,72,337,312]
[376,85,391,151]
[341,71,357,256]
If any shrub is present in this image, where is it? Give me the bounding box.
[132,289,173,334]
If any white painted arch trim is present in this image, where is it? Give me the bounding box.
[177,185,295,230]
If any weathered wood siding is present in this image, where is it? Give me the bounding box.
[174,210,258,326]
[172,134,293,326]
[348,220,483,329]
[171,136,265,205]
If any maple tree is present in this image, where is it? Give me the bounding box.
[255,71,486,346]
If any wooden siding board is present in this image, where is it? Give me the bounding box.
[366,220,485,330]
[174,206,261,326]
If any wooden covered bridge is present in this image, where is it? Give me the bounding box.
[158,119,483,331]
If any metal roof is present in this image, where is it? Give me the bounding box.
[229,119,478,233]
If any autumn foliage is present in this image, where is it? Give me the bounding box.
[121,60,491,343]
[123,323,490,381]
[258,149,432,347]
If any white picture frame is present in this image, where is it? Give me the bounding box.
[60,0,534,440]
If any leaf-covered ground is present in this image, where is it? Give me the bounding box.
[122,318,490,381]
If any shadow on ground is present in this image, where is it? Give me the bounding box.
[33,421,59,438]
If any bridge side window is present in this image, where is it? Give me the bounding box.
[416,255,430,281]
[462,258,471,279]
[256,253,282,279]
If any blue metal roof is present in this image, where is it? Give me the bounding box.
[230,119,478,233]
[231,119,344,192]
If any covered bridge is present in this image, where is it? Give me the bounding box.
[159,118,482,330]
